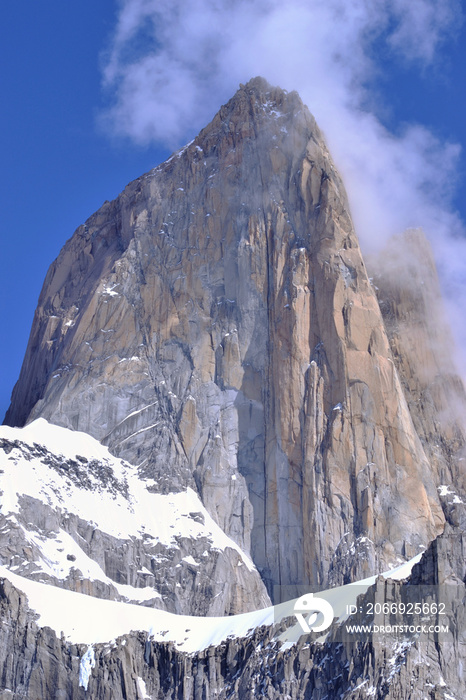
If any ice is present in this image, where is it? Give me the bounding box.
[182,555,199,567]
[137,678,150,698]
[118,421,161,444]
[352,680,368,692]
[116,401,159,424]
[79,646,95,690]
[176,139,194,157]
[438,485,464,504]
[102,284,119,297]
[438,485,453,496]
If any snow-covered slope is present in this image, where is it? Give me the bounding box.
[0,419,270,615]
[0,552,422,653]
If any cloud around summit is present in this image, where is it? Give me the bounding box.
[101,0,459,146]
[100,0,463,240]
[100,0,466,365]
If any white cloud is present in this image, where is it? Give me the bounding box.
[100,0,466,366]
[387,0,460,63]
[101,0,460,148]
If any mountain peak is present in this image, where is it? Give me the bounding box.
[191,76,314,159]
[235,75,295,107]
[4,79,452,598]
[2,79,466,700]
[239,75,273,92]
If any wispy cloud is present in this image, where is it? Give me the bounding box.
[100,0,466,364]
[101,0,460,146]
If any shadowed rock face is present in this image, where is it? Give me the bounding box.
[4,78,452,596]
[367,230,466,513]
[1,527,465,700]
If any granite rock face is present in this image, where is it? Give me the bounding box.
[4,78,457,597]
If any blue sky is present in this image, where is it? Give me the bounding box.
[1,0,466,421]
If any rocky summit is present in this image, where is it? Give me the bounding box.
[1,77,466,699]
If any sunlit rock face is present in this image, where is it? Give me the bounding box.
[6,77,459,597]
